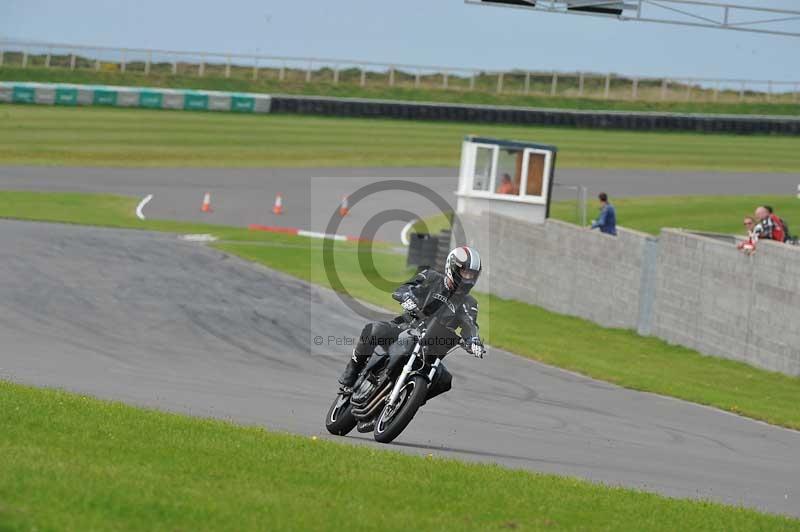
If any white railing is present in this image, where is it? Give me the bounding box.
[1,39,798,104]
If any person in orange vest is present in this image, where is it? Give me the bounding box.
[497,173,517,195]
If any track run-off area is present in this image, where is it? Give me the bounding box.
[1,166,799,243]
[1,219,798,517]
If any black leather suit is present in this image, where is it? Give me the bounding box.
[352,268,480,365]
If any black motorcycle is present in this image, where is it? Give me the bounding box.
[325,309,475,444]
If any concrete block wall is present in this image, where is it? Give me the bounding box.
[653,230,800,375]
[455,213,651,330]
[454,213,800,377]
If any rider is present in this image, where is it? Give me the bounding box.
[338,246,485,388]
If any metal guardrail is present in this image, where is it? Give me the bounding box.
[1,39,798,104]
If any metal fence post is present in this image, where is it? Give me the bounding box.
[224,56,231,78]
[582,186,588,227]
[685,79,691,101]
[70,53,76,70]
[360,69,366,87]
[306,61,313,83]
[120,51,126,73]
[794,84,798,104]
[739,81,745,101]
[767,80,773,102]
[253,58,260,81]
[632,77,639,99]
[469,72,475,91]
[198,56,205,77]
[145,51,151,76]
[713,81,720,102]
[604,73,611,99]
[661,78,668,100]
[172,58,178,75]
[22,51,28,68]
[95,56,101,72]
[524,72,530,95]
[45,47,51,68]
[496,72,504,93]
[578,72,584,97]
[443,70,449,89]
[550,72,558,96]
[0,49,4,67]
[415,69,420,88]
[278,62,285,81]
[333,66,339,84]
[388,66,395,86]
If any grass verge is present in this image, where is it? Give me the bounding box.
[1,190,800,431]
[1,104,800,171]
[413,195,800,237]
[2,380,798,531]
[4,65,800,116]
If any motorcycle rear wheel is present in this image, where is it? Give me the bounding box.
[325,393,357,436]
[373,375,428,444]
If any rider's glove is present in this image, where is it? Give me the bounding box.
[401,298,418,312]
[467,337,485,358]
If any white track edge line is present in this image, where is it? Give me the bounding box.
[136,194,153,221]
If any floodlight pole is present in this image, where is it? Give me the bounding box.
[465,0,800,38]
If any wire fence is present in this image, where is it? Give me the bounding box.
[1,39,799,104]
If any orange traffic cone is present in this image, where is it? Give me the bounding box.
[272,193,283,215]
[339,195,349,217]
[201,192,212,212]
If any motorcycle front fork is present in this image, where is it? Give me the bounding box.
[385,344,441,409]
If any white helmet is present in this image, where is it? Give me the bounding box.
[444,246,481,294]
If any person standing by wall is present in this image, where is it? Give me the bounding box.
[754,206,786,243]
[590,192,617,236]
[737,216,758,255]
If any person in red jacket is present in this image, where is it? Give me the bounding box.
[755,206,786,243]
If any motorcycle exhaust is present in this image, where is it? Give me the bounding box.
[351,381,392,420]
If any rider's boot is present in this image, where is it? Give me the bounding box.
[338,349,367,387]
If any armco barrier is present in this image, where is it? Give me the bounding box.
[453,212,800,376]
[0,82,272,113]
[270,94,800,135]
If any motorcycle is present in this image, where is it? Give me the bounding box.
[325,308,476,444]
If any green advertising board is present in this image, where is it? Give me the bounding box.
[231,95,255,112]
[1,82,270,114]
[93,89,118,106]
[12,86,35,104]
[55,88,78,106]
[139,91,163,109]
[183,93,209,110]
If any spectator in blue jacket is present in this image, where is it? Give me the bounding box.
[591,192,617,236]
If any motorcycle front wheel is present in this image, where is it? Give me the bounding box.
[373,375,428,444]
[325,393,357,436]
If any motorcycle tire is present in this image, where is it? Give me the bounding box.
[373,375,428,444]
[325,393,357,436]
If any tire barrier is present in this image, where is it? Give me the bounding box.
[406,229,453,272]
[0,82,272,113]
[2,81,797,134]
[271,94,800,135]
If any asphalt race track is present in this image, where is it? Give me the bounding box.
[2,220,798,517]
[1,166,799,242]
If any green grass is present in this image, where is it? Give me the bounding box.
[4,65,800,116]
[3,381,796,531]
[412,196,800,237]
[2,104,800,171]
[552,195,800,235]
[2,189,800,432]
